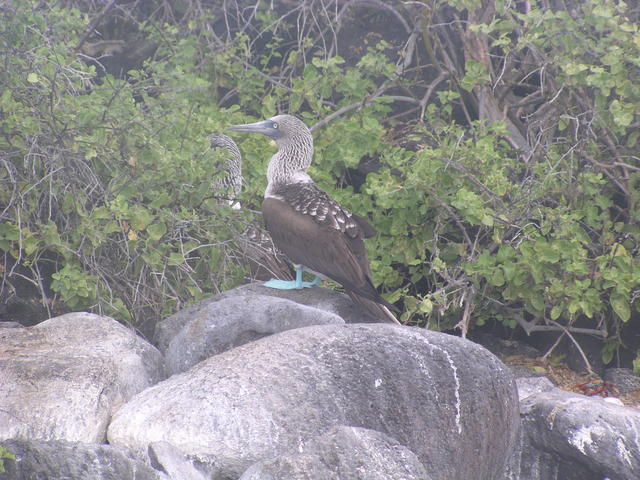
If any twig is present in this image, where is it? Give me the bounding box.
[420,71,448,119]
[427,188,473,246]
[550,320,595,375]
[541,331,565,360]
[310,91,419,132]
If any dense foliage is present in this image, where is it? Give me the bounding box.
[1,0,638,368]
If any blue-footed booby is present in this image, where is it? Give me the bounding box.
[207,133,293,282]
[228,115,399,324]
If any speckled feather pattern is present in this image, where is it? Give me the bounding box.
[273,183,361,238]
[208,133,242,196]
[265,116,314,198]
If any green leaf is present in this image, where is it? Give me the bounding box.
[529,292,545,312]
[419,298,433,314]
[27,72,40,84]
[601,341,617,365]
[633,353,640,373]
[536,242,560,263]
[460,60,489,91]
[610,293,631,322]
[490,269,505,287]
[610,100,634,128]
[147,222,167,242]
[129,208,154,230]
[168,252,185,266]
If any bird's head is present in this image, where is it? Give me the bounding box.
[208,133,237,149]
[228,115,311,148]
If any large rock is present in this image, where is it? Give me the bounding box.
[0,312,165,443]
[519,388,640,480]
[239,425,431,480]
[165,294,344,374]
[154,284,378,353]
[109,324,519,480]
[0,439,163,480]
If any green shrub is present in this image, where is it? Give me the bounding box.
[0,2,247,328]
[1,0,638,368]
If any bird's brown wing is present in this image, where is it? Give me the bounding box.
[263,196,384,305]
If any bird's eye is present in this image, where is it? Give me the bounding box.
[272,122,278,129]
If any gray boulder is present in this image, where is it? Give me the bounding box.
[239,425,431,480]
[109,324,519,480]
[0,439,163,480]
[519,388,640,480]
[165,294,344,374]
[154,283,379,353]
[0,312,165,443]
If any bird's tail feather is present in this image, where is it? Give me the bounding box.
[347,292,401,324]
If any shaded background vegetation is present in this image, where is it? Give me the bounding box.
[1,0,639,371]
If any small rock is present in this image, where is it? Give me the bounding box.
[165,294,344,374]
[516,377,555,401]
[603,367,640,395]
[239,426,431,480]
[0,312,166,443]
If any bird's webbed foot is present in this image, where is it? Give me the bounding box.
[263,266,321,290]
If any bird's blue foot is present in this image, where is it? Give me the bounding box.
[263,278,304,289]
[263,267,321,290]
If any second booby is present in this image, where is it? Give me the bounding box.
[207,133,293,282]
[228,115,399,324]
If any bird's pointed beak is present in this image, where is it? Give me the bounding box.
[227,120,275,137]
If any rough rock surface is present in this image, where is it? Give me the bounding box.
[147,441,208,480]
[507,434,602,480]
[515,376,555,401]
[0,312,165,443]
[154,284,378,353]
[165,294,344,374]
[239,426,431,480]
[0,439,163,480]
[0,321,23,329]
[603,367,640,395]
[109,324,519,480]
[521,388,640,480]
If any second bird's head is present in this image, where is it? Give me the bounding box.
[228,114,310,147]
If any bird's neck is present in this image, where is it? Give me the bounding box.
[265,138,314,197]
[224,157,242,196]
